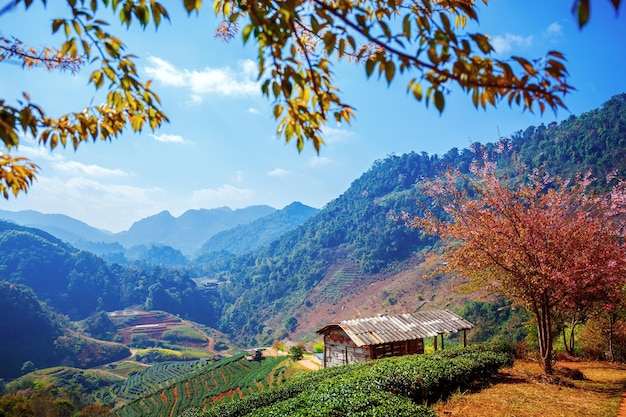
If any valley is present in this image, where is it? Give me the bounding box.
[1,94,626,416]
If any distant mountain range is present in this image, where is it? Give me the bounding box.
[197,202,319,258]
[114,205,278,255]
[0,203,319,260]
[0,209,112,243]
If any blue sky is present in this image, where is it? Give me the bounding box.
[1,1,625,232]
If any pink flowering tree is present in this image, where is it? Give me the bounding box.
[403,151,626,373]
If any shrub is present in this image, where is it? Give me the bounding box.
[289,346,303,361]
[200,345,512,417]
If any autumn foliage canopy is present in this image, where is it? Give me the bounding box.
[404,150,626,373]
[3,0,622,199]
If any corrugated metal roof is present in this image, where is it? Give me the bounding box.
[318,309,474,347]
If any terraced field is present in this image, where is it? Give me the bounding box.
[113,354,287,417]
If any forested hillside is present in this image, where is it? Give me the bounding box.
[0,282,129,378]
[0,221,220,324]
[206,93,626,345]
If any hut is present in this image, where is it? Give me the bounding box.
[315,309,474,368]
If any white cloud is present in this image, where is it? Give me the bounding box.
[7,175,163,232]
[15,145,129,178]
[544,22,563,36]
[189,185,255,209]
[268,168,289,177]
[490,33,533,55]
[14,144,63,162]
[150,133,187,143]
[53,161,130,178]
[543,22,564,43]
[308,156,333,167]
[143,57,187,87]
[189,94,203,105]
[320,126,354,145]
[144,57,259,99]
[247,107,261,115]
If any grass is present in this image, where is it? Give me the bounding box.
[101,360,150,378]
[432,360,626,417]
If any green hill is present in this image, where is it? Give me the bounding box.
[0,282,130,379]
[0,221,220,324]
[1,93,625,363]
[6,366,124,406]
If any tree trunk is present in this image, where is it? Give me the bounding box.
[537,302,554,374]
[608,314,615,362]
[560,313,580,356]
[561,322,568,354]
[568,321,577,355]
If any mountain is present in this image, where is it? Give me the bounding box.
[0,205,289,262]
[0,220,220,324]
[196,202,319,258]
[203,93,626,346]
[0,282,129,379]
[0,209,112,243]
[114,205,278,256]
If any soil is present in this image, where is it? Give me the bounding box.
[291,254,470,338]
[111,310,220,355]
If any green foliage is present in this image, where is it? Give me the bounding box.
[134,348,182,363]
[54,335,130,369]
[0,281,63,378]
[129,333,156,349]
[0,220,221,325]
[124,244,189,267]
[511,93,626,184]
[1,366,120,416]
[81,311,117,342]
[214,341,229,352]
[114,354,287,417]
[198,345,511,417]
[20,361,35,375]
[0,279,131,379]
[288,346,304,361]
[456,300,529,345]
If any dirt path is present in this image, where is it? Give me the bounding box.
[297,356,321,371]
[179,319,218,355]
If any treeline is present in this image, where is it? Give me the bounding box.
[512,93,626,182]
